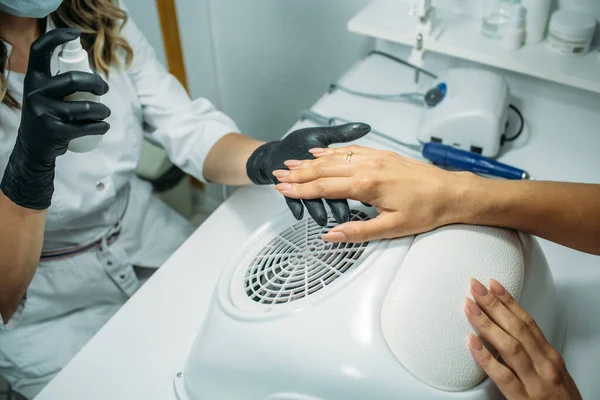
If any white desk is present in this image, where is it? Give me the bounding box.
[36,55,600,400]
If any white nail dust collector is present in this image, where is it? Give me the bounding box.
[173,198,565,400]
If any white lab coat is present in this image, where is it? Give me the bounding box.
[0,13,239,399]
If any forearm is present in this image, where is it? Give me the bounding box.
[203,133,265,185]
[457,174,600,255]
[0,190,47,323]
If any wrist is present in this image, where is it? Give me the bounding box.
[442,172,485,226]
[246,141,276,185]
[449,172,518,228]
[0,139,56,210]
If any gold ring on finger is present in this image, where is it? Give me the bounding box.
[346,150,354,163]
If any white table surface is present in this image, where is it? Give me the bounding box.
[36,55,600,400]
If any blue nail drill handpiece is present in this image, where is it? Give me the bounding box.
[422,142,528,180]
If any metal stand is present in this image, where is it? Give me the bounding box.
[409,0,435,83]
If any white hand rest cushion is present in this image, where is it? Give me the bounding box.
[381,225,525,391]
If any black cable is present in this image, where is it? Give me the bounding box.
[504,104,524,142]
[368,50,438,79]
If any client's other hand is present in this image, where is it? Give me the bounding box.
[466,279,581,400]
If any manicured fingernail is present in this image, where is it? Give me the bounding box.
[470,278,488,296]
[273,170,290,178]
[284,160,302,168]
[466,298,482,316]
[275,183,292,190]
[489,279,506,296]
[310,148,334,157]
[469,333,483,351]
[322,232,347,242]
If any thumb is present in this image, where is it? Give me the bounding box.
[314,123,371,147]
[322,213,401,243]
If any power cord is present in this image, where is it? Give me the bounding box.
[328,50,442,107]
[299,110,422,153]
[368,50,437,79]
[503,104,524,143]
[329,83,426,105]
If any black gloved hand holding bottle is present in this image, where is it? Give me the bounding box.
[246,123,371,226]
[0,28,111,210]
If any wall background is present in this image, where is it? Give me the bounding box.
[127,0,373,142]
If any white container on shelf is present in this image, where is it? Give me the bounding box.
[521,0,552,44]
[547,10,597,55]
[503,5,526,50]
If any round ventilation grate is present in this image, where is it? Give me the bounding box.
[244,210,371,305]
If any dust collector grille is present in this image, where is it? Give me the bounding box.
[244,210,370,304]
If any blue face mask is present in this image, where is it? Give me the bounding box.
[0,0,63,18]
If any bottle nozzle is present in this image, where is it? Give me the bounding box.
[61,38,83,60]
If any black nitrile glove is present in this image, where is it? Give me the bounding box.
[0,28,110,210]
[247,123,371,226]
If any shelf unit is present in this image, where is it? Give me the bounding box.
[348,0,600,95]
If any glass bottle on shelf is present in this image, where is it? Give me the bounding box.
[482,0,522,39]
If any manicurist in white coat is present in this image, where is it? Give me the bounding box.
[0,1,370,397]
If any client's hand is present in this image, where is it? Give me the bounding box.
[273,145,467,242]
[466,279,582,400]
